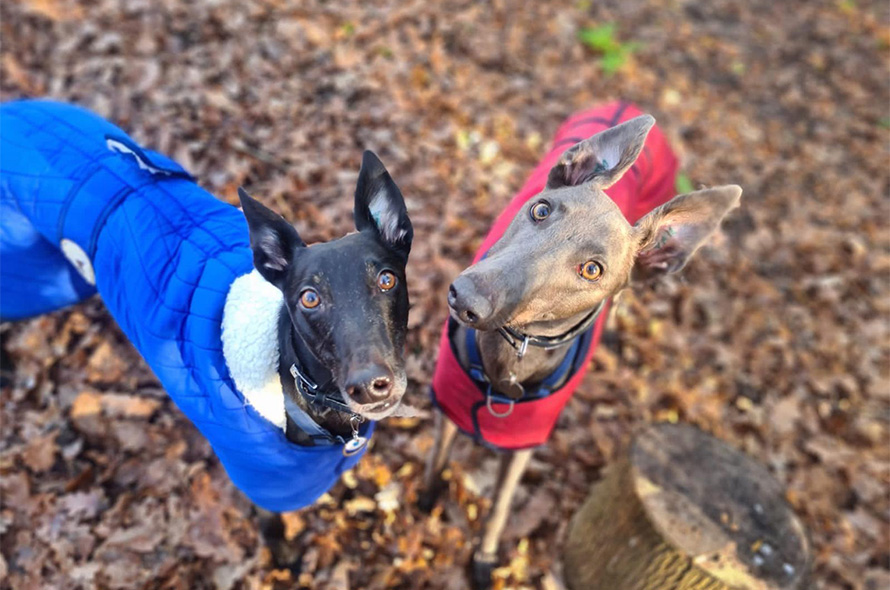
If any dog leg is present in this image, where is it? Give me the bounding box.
[419,412,459,512]
[254,507,303,572]
[471,448,534,590]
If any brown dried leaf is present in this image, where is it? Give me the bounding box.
[20,431,58,473]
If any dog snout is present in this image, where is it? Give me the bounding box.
[448,275,495,327]
[344,365,394,405]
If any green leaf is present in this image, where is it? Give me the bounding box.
[600,52,627,75]
[579,24,638,74]
[837,0,857,14]
[578,24,619,53]
[676,173,694,194]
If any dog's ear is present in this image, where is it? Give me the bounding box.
[354,150,413,260]
[631,185,742,279]
[239,187,305,288]
[547,114,655,190]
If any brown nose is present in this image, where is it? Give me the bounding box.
[344,365,394,405]
[448,275,495,326]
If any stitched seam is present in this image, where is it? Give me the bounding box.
[9,108,244,277]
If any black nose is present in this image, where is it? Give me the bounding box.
[344,365,394,405]
[448,275,494,326]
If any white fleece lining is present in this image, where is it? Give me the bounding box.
[221,270,287,431]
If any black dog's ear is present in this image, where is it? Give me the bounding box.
[353,151,413,259]
[239,187,305,289]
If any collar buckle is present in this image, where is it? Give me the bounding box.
[289,363,318,391]
[516,335,530,359]
[289,362,360,419]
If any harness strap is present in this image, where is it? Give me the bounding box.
[465,327,488,383]
[460,313,591,409]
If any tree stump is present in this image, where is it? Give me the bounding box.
[563,423,810,590]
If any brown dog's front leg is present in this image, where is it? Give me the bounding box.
[472,448,534,589]
[419,412,459,512]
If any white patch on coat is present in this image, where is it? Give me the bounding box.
[60,239,96,285]
[222,270,286,430]
[368,189,406,244]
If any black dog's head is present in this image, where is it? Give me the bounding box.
[239,151,413,421]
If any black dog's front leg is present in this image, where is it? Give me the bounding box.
[255,507,302,572]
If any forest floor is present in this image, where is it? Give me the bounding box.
[1,0,888,589]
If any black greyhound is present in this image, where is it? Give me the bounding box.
[237,151,413,563]
[0,100,413,565]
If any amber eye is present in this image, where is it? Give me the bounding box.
[579,261,603,281]
[377,270,397,291]
[530,200,552,222]
[299,288,320,309]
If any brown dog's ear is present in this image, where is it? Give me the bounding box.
[239,187,305,289]
[632,185,742,279]
[547,114,655,190]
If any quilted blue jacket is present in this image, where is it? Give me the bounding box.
[0,100,373,511]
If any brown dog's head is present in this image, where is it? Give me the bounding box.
[448,115,742,334]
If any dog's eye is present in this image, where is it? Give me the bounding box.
[299,288,320,309]
[377,270,397,292]
[530,200,552,222]
[579,260,603,282]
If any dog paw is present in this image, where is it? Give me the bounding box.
[417,488,440,514]
[267,542,303,574]
[470,552,497,590]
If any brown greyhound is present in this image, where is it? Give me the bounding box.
[420,106,742,588]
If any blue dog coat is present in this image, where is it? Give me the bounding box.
[0,100,373,511]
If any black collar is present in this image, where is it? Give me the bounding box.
[288,362,359,418]
[496,300,606,359]
[287,330,361,420]
[280,316,367,455]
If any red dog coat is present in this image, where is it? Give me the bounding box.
[430,102,678,450]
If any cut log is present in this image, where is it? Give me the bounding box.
[563,423,810,590]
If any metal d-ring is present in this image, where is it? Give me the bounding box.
[486,392,515,418]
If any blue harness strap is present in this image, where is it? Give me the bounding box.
[463,323,585,404]
[465,327,489,383]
